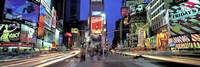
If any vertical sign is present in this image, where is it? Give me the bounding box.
[91,17,102,34]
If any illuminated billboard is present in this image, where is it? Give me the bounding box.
[41,0,51,13]
[20,24,36,43]
[37,5,45,38]
[121,7,129,17]
[3,0,39,23]
[52,10,56,28]
[55,29,59,45]
[59,34,63,46]
[169,1,200,36]
[44,30,54,43]
[91,17,102,34]
[191,34,200,42]
[0,23,20,42]
[71,28,79,33]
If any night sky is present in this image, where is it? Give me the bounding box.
[80,0,122,45]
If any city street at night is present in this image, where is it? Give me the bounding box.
[1,0,200,67]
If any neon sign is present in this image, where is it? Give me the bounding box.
[0,43,18,47]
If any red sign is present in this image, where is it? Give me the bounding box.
[0,43,18,47]
[20,36,33,43]
[38,16,45,38]
[91,17,102,33]
[121,7,129,17]
[65,32,72,37]
[52,11,56,28]
[191,34,200,42]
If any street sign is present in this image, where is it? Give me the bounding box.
[71,28,79,33]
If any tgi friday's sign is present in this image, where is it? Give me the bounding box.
[170,5,198,21]
[169,1,200,36]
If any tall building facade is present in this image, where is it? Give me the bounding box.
[89,0,107,47]
[0,0,65,54]
[64,0,81,48]
[147,0,200,50]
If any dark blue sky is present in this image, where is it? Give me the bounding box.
[80,0,122,44]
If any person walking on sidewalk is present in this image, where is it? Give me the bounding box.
[80,49,86,61]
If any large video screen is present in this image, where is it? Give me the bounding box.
[91,17,102,34]
[59,34,63,46]
[0,23,20,42]
[3,0,39,23]
[37,5,45,38]
[44,30,54,43]
[20,24,36,43]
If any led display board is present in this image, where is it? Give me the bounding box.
[3,0,39,23]
[0,23,20,42]
[91,17,102,34]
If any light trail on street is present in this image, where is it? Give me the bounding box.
[0,50,80,67]
[116,51,200,66]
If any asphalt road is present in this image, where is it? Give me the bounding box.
[0,53,64,67]
[146,58,200,67]
[46,53,200,67]
[0,50,80,67]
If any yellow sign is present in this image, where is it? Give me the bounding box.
[71,28,79,33]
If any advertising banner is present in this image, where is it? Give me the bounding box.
[52,10,56,28]
[37,5,45,38]
[169,1,200,36]
[0,43,18,47]
[44,12,52,27]
[59,34,63,46]
[20,24,36,43]
[121,7,129,17]
[43,41,52,49]
[3,0,39,23]
[44,30,54,43]
[71,28,79,33]
[0,23,20,42]
[156,32,168,47]
[55,29,59,45]
[41,0,51,13]
[170,35,190,44]
[191,34,200,42]
[91,17,102,34]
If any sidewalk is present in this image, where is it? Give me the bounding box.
[75,54,160,67]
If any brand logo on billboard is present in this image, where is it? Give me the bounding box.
[0,23,20,42]
[170,5,198,21]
